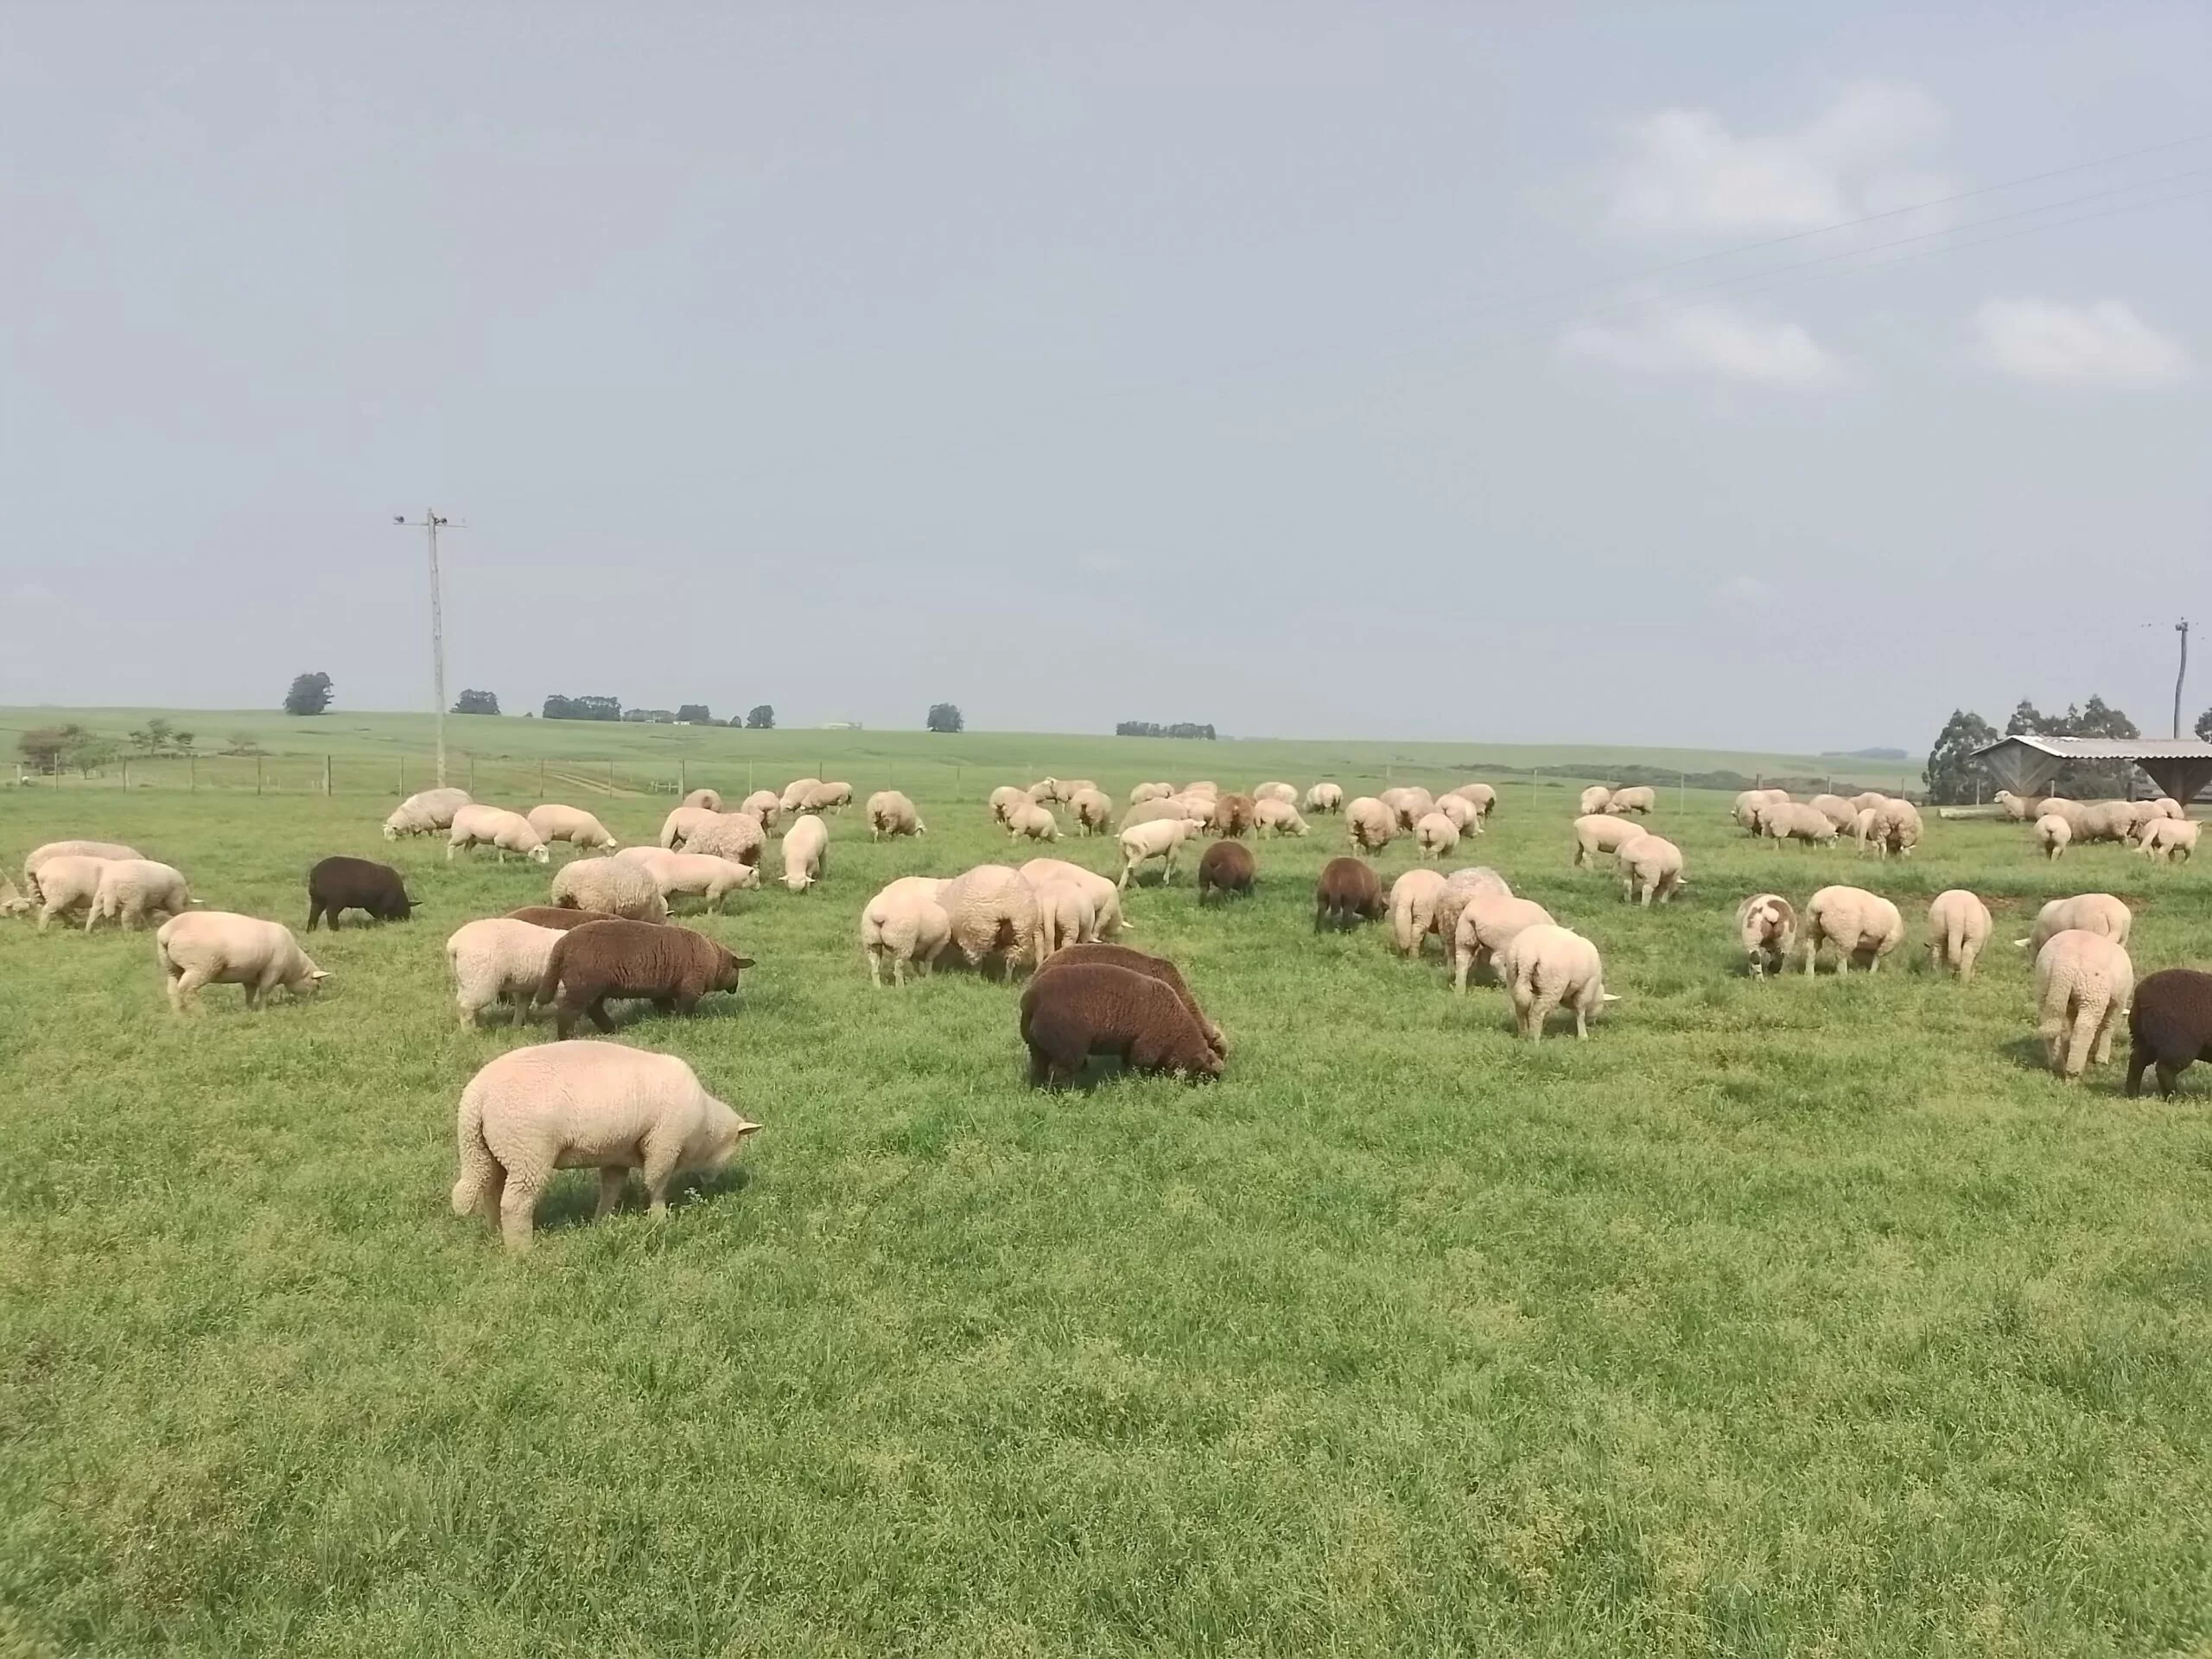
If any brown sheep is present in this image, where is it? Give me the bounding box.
[1033,942,1226,1057]
[1197,840,1255,904]
[533,918,750,1039]
[507,906,652,932]
[1314,857,1385,931]
[2126,969,2212,1097]
[1018,961,1224,1087]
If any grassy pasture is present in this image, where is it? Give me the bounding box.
[3,764,2211,1656]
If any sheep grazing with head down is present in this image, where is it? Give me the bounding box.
[1255,798,1308,837]
[23,840,142,903]
[1253,782,1297,805]
[1035,943,1225,1058]
[1019,859,1127,940]
[866,790,925,840]
[1030,880,1097,957]
[1732,790,1788,832]
[861,875,952,986]
[1616,834,1683,906]
[1450,893,1553,992]
[1735,893,1796,979]
[526,804,619,854]
[1018,961,1224,1086]
[1196,839,1255,905]
[446,917,563,1027]
[2141,817,2200,863]
[1209,794,1258,838]
[779,814,829,892]
[613,848,761,912]
[550,855,671,923]
[1067,788,1114,836]
[1006,802,1061,844]
[307,856,416,931]
[1434,794,1477,833]
[1605,785,1656,817]
[86,860,192,931]
[33,856,112,931]
[1801,887,1904,975]
[1379,787,1435,832]
[2018,893,2131,955]
[534,918,750,1039]
[1446,783,1497,820]
[940,865,1044,975]
[1579,785,1612,816]
[1497,925,1615,1040]
[1304,781,1344,814]
[1414,812,1459,861]
[739,790,784,829]
[659,806,718,850]
[989,785,1029,828]
[1808,794,1858,830]
[779,779,823,814]
[2033,814,2072,861]
[156,912,327,1013]
[1345,797,1395,853]
[0,878,28,918]
[680,788,721,811]
[2036,930,2133,1080]
[1130,781,1176,805]
[2126,969,2212,1096]
[448,806,550,866]
[1388,868,1449,957]
[1572,814,1646,867]
[1926,889,1993,981]
[1759,802,1838,848]
[1848,807,1886,857]
[801,781,853,814]
[382,788,471,841]
[1314,857,1385,931]
[683,812,766,868]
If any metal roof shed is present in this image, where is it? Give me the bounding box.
[1970,734,2212,804]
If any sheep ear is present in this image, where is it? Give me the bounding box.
[309,969,331,981]
[1601,992,1623,1002]
[735,1118,762,1138]
[733,955,756,969]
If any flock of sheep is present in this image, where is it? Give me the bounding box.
[13,763,2212,1250]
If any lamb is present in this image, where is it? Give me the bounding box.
[1572,813,1647,865]
[1303,782,1344,814]
[861,875,952,986]
[1605,785,1656,817]
[1994,790,2035,822]
[1017,961,1224,1086]
[1209,794,1258,838]
[779,813,830,891]
[447,805,550,865]
[739,790,784,828]
[1449,894,1554,992]
[450,1042,760,1252]
[2035,931,2133,1080]
[306,855,416,931]
[156,912,327,1013]
[534,918,750,1038]
[1446,783,1497,819]
[779,778,823,813]
[2018,893,2131,955]
[680,788,722,811]
[86,860,192,931]
[658,805,721,850]
[2033,813,2073,861]
[1032,880,1097,957]
[1497,925,1614,1039]
[939,864,1044,974]
[1033,943,1226,1058]
[1616,834,1684,906]
[1579,785,1612,816]
[1253,782,1297,805]
[526,804,619,853]
[1129,782,1176,805]
[1118,818,1195,888]
[1808,794,1858,830]
[22,840,140,902]
[1414,811,1459,861]
[1388,868,1449,957]
[2125,969,2212,1096]
[1801,887,1904,974]
[381,787,471,840]
[867,790,926,840]
[1019,859,1128,939]
[507,906,642,931]
[446,917,563,1026]
[1254,798,1309,836]
[1314,858,1387,931]
[1068,788,1114,836]
[1925,890,1993,981]
[1196,840,1255,904]
[1734,893,1796,979]
[550,855,671,922]
[801,781,853,814]
[2141,817,2201,863]
[1006,802,1061,844]
[1345,797,1396,852]
[1758,802,1838,848]
[989,785,1030,827]
[613,847,760,912]
[33,855,111,931]
[683,811,766,868]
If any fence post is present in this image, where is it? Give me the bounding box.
[1679,771,1686,813]
[679,760,687,799]
[399,757,405,797]
[470,756,477,794]
[607,760,615,796]
[188,755,195,792]
[257,755,264,796]
[122,759,130,791]
[325,755,333,798]
[541,759,546,797]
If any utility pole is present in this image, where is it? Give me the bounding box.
[2174,619,2191,740]
[395,511,457,787]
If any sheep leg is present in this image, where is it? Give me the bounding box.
[168,968,206,1014]
[2091,1000,2121,1066]
[866,950,883,988]
[499,1179,543,1252]
[594,1166,629,1220]
[2158,1060,2183,1097]
[2126,1045,2152,1096]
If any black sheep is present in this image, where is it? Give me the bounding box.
[2126,968,2212,1097]
[1197,840,1255,905]
[1313,857,1385,931]
[1018,960,1224,1087]
[535,918,750,1039]
[306,856,416,931]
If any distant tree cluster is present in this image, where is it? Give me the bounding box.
[543,695,623,721]
[677,704,713,724]
[284,671,334,716]
[17,723,123,777]
[1116,721,1217,740]
[926,702,963,734]
[453,690,501,715]
[1924,694,2142,804]
[128,717,194,756]
[747,705,775,730]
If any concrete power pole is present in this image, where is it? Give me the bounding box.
[395,511,456,787]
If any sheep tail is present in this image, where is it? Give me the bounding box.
[450,1086,499,1217]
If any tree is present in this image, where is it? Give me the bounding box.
[1923,709,1999,804]
[70,735,123,776]
[18,724,81,774]
[676,703,713,724]
[746,704,775,730]
[284,671,334,715]
[221,730,266,756]
[926,702,963,734]
[126,717,193,755]
[2195,707,2212,742]
[453,690,501,715]
[543,695,622,721]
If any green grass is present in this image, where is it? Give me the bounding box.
[4,767,2210,1656]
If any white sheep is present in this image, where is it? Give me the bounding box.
[1027,777,1063,804]
[1801,887,1904,975]
[739,790,785,828]
[1847,791,1889,814]
[1388,868,1449,957]
[1031,880,1097,959]
[1605,785,1656,816]
[1446,866,1511,899]
[1006,802,1061,843]
[1572,814,1646,866]
[2018,893,2131,955]
[683,812,766,868]
[1926,889,1993,981]
[659,805,721,850]
[35,855,118,930]
[1019,859,1127,939]
[526,804,619,853]
[448,805,550,865]
[989,785,1029,827]
[23,840,140,902]
[801,781,853,814]
[1413,811,1459,861]
[382,787,472,840]
[779,778,823,813]
[681,788,722,811]
[1303,782,1344,814]
[2035,931,2134,1080]
[867,790,926,840]
[550,857,671,922]
[1067,788,1114,836]
[1446,783,1497,819]
[1344,797,1395,852]
[87,859,192,931]
[1181,780,1220,800]
[1380,786,1436,831]
[2033,814,2072,861]
[780,813,830,892]
[1848,807,1885,857]
[1734,893,1796,978]
[1731,790,1787,832]
[861,876,952,986]
[1875,798,1923,856]
[2149,796,2187,820]
[156,912,327,1013]
[613,847,760,912]
[1254,798,1308,836]
[0,877,27,918]
[939,865,1044,974]
[1450,894,1553,992]
[1808,794,1858,830]
[1616,834,1683,906]
[1253,782,1297,805]
[1129,781,1176,805]
[2141,817,2201,863]
[1758,802,1838,848]
[1434,793,1476,832]
[1497,925,1614,1039]
[446,917,563,1027]
[1118,818,1195,888]
[1993,790,2034,822]
[1578,785,1612,816]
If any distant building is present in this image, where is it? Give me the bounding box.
[820,721,864,730]
[621,709,676,724]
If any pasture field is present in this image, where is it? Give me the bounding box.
[4,770,2212,1656]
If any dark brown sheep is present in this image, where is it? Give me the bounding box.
[1033,942,1226,1057]
[506,906,652,932]
[2126,969,2212,1097]
[534,918,752,1039]
[1211,793,1257,837]
[1196,840,1255,905]
[306,856,416,930]
[1314,857,1385,931]
[1018,961,1224,1087]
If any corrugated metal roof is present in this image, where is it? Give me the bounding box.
[1972,735,2212,760]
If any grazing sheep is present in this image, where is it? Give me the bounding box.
[1032,880,1097,957]
[779,778,823,813]
[526,804,619,854]
[550,856,671,923]
[866,790,926,840]
[1181,780,1221,802]
[1734,893,1796,979]
[382,788,472,840]
[1497,925,1613,1040]
[1731,790,1787,832]
[1925,889,1993,981]
[1018,962,1224,1086]
[1068,788,1114,836]
[86,860,191,931]
[1605,785,1656,817]
[683,811,766,868]
[801,781,853,814]
[1446,865,1511,899]
[861,875,953,986]
[1129,782,1175,805]
[1345,797,1396,852]
[1304,782,1344,814]
[1019,859,1127,939]
[2070,800,2141,846]
[2033,813,2073,861]
[779,813,830,892]
[306,856,416,931]
[22,840,140,902]
[1196,840,1255,905]
[1210,794,1258,838]
[990,785,1030,827]
[156,912,327,1013]
[1413,811,1459,861]
[1120,798,1189,831]
[1446,783,1497,819]
[1847,791,1889,814]
[446,917,563,1027]
[535,918,750,1039]
[1579,785,1612,816]
[1254,782,1297,805]
[1434,794,1479,833]
[1380,787,1436,832]
[2126,969,2212,1096]
[1848,807,1886,857]
[1118,818,1195,889]
[1572,814,1647,866]
[658,806,720,850]
[1993,790,2035,822]
[1035,943,1225,1057]
[613,848,760,912]
[1801,887,1904,975]
[2035,931,2134,1080]
[508,906,642,931]
[2150,797,2187,820]
[739,790,785,828]
[1314,857,1386,931]
[1027,778,1064,804]
[33,855,111,931]
[1808,794,1858,830]
[940,865,1044,975]
[2141,817,2201,863]
[1429,873,1509,962]
[1758,802,1838,848]
[1616,834,1684,906]
[448,805,550,865]
[1388,868,1450,958]
[0,878,27,918]
[1255,798,1309,836]
[2018,893,2132,956]
[1451,894,1554,992]
[1007,802,1061,844]
[450,1043,759,1252]
[680,788,722,811]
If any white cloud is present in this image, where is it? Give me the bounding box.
[1606,83,1951,235]
[1561,304,1845,388]
[1972,299,2193,388]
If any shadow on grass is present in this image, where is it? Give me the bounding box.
[535,1163,756,1232]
